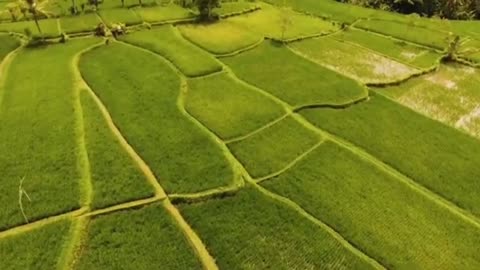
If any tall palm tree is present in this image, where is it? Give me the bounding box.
[13,0,51,35]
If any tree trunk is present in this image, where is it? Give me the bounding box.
[139,0,143,7]
[33,11,42,35]
[476,0,480,18]
[71,0,77,14]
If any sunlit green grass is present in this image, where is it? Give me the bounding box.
[59,13,100,34]
[80,90,155,209]
[263,141,480,270]
[0,18,60,37]
[76,203,202,270]
[80,42,234,194]
[133,4,195,23]
[186,72,285,140]
[0,38,100,230]
[222,41,367,107]
[228,116,321,178]
[301,93,480,218]
[119,25,223,77]
[179,187,375,270]
[0,220,71,269]
[214,1,259,17]
[98,9,142,27]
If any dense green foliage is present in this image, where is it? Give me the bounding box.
[80,91,155,209]
[0,39,99,230]
[76,203,202,269]
[301,93,480,217]
[290,36,419,83]
[120,25,223,77]
[0,221,71,269]
[222,41,367,107]
[0,34,19,61]
[228,116,321,178]
[179,187,375,269]
[263,141,480,269]
[80,42,234,194]
[186,72,285,140]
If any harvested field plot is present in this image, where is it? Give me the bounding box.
[290,36,420,83]
[377,64,480,138]
[222,41,367,107]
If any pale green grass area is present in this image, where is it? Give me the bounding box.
[0,220,71,269]
[214,1,258,16]
[290,37,420,83]
[80,91,155,210]
[76,203,202,270]
[228,116,321,178]
[133,4,195,23]
[334,28,441,69]
[186,72,285,140]
[301,93,480,218]
[80,42,234,194]
[59,13,100,34]
[119,25,223,77]
[0,18,60,37]
[222,41,367,107]
[98,9,143,27]
[227,3,339,40]
[178,21,262,55]
[356,19,449,50]
[179,187,375,270]
[0,38,100,230]
[263,141,480,270]
[0,33,20,61]
[377,63,480,139]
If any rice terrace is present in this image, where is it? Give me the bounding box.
[0,0,480,268]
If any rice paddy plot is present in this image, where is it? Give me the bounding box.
[133,4,195,23]
[98,9,143,27]
[0,34,19,61]
[0,38,100,230]
[222,41,367,107]
[301,93,480,218]
[0,18,60,38]
[178,187,376,270]
[75,203,202,270]
[356,19,449,50]
[119,25,223,77]
[228,116,321,179]
[0,220,71,269]
[186,72,285,140]
[214,1,259,17]
[59,13,101,34]
[376,63,480,139]
[178,20,262,55]
[227,3,339,41]
[290,37,420,83]
[334,28,442,69]
[80,42,235,194]
[80,90,155,210]
[263,141,480,270]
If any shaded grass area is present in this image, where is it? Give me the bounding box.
[355,19,448,50]
[228,116,321,178]
[263,141,480,270]
[0,34,20,61]
[376,63,480,139]
[290,37,419,83]
[178,187,375,270]
[80,90,155,210]
[186,72,285,140]
[59,13,101,34]
[0,18,60,38]
[133,4,195,23]
[227,3,338,40]
[334,28,441,69]
[80,42,234,194]
[98,9,143,27]
[76,203,202,270]
[119,25,223,77]
[178,21,262,55]
[0,38,99,230]
[301,93,480,217]
[222,41,367,107]
[0,220,71,269]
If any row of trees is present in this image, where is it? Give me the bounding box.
[338,0,480,19]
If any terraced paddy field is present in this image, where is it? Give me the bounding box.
[0,0,480,269]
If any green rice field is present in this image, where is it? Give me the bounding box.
[0,0,479,269]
